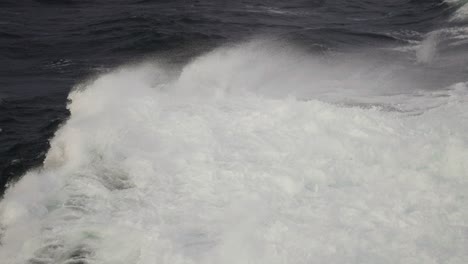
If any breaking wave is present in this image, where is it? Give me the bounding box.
[0,41,467,264]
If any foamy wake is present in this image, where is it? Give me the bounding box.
[0,42,467,264]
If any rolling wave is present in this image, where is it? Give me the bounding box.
[0,41,467,264]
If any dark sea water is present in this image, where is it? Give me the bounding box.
[1,1,468,263]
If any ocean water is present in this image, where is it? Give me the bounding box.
[1,1,467,263]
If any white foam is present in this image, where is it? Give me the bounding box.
[1,42,467,264]
[416,32,440,64]
[446,0,468,21]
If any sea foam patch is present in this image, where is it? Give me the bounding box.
[0,42,467,264]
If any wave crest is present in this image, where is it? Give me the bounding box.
[1,42,468,264]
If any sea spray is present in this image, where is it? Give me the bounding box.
[0,42,467,264]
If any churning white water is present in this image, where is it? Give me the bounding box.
[0,42,467,264]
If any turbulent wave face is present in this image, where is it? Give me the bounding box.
[2,1,468,264]
[0,41,467,264]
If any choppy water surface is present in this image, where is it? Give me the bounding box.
[1,1,468,263]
